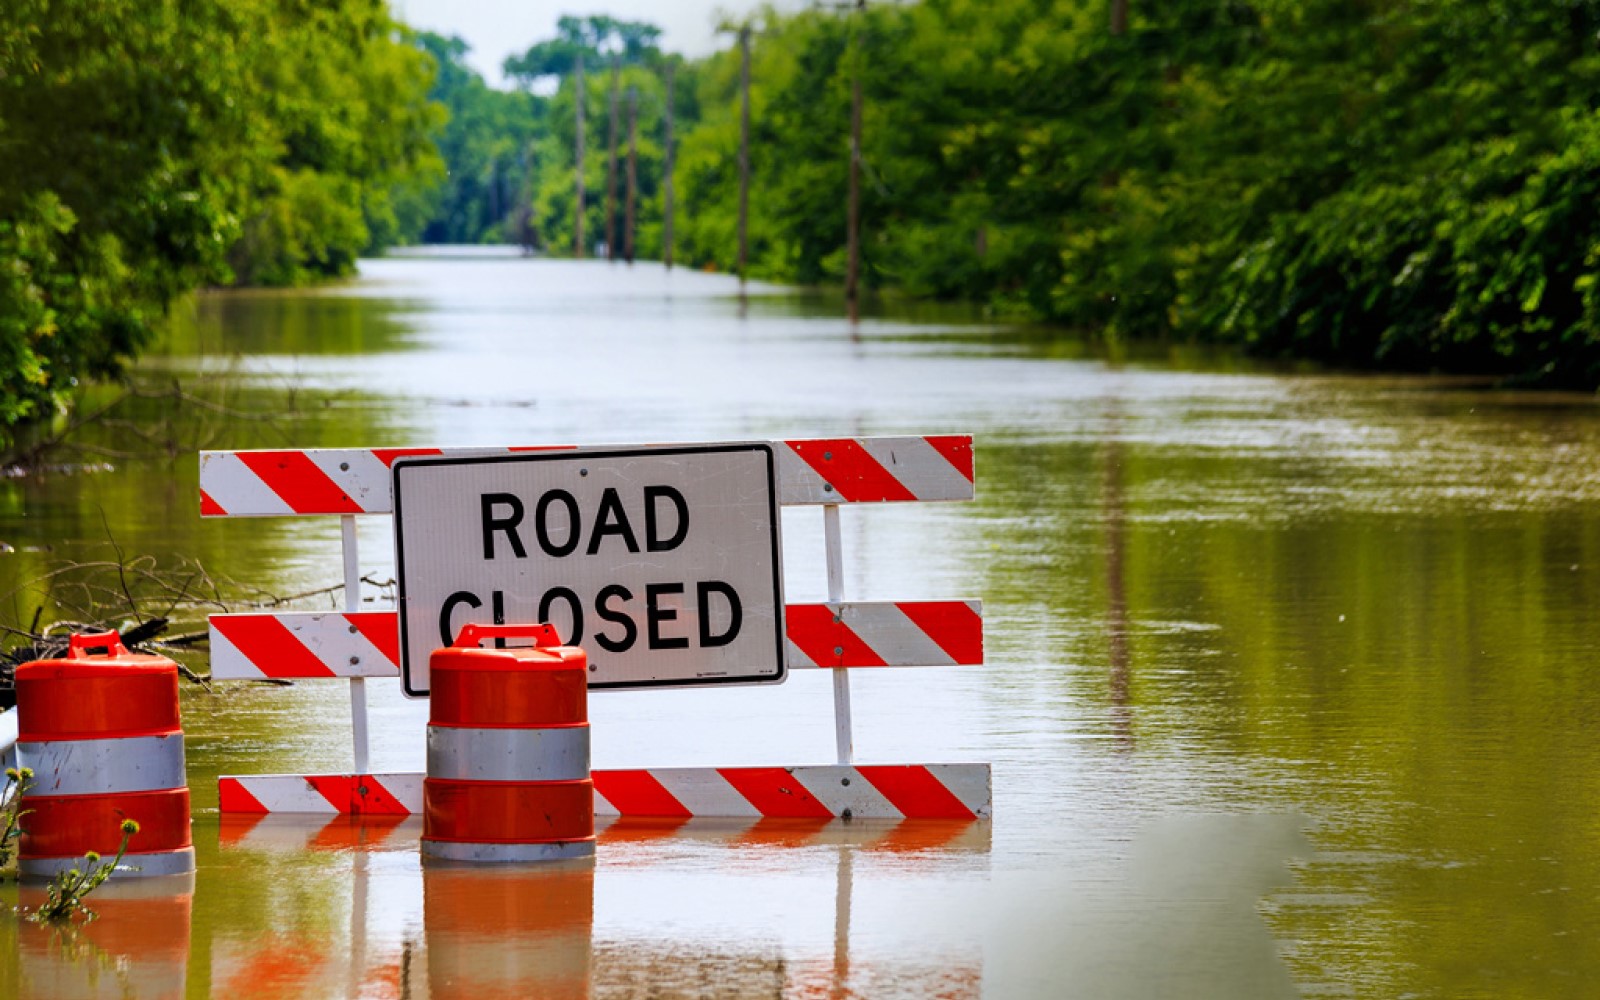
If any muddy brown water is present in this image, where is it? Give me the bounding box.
[2,254,1599,997]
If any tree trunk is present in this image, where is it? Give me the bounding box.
[845,58,862,318]
[663,61,675,270]
[605,57,620,261]
[738,27,751,284]
[625,86,638,264]
[844,0,868,320]
[1110,0,1128,36]
[574,54,585,258]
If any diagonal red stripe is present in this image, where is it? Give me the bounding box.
[346,612,401,667]
[236,451,362,515]
[212,615,337,678]
[924,435,974,481]
[592,770,692,818]
[785,604,887,667]
[788,439,916,503]
[306,775,413,816]
[372,448,443,467]
[219,778,270,814]
[855,765,976,820]
[897,601,983,665]
[199,489,227,517]
[717,767,834,819]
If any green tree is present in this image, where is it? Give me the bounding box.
[505,17,672,258]
[0,0,263,428]
[416,32,543,245]
[227,1,443,285]
[0,0,444,441]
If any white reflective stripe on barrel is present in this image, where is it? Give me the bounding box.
[17,735,186,796]
[426,726,590,783]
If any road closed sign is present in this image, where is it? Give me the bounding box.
[392,443,784,696]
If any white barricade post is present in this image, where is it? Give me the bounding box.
[202,436,990,821]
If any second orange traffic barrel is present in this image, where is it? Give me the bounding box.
[422,623,595,863]
[15,631,194,879]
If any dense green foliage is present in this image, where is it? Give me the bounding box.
[0,0,439,434]
[417,33,542,244]
[665,0,1600,386]
[416,18,681,251]
[503,17,685,258]
[10,0,1600,437]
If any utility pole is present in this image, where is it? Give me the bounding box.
[663,61,676,269]
[738,25,751,285]
[606,56,620,261]
[574,52,585,258]
[844,0,864,320]
[1110,0,1128,36]
[625,85,638,264]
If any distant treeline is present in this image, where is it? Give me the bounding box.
[7,0,1600,437]
[426,1,1600,388]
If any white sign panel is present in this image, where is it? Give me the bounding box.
[392,444,784,696]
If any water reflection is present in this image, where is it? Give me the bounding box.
[16,873,194,999]
[206,814,990,999]
[15,256,1600,994]
[1102,391,1133,751]
[425,861,593,999]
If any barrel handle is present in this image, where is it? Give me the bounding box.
[453,623,562,649]
[66,630,130,659]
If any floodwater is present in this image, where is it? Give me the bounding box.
[4,254,1600,997]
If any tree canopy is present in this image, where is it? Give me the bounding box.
[9,0,1600,445]
[664,0,1600,387]
[0,0,441,434]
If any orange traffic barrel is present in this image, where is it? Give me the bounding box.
[18,871,194,998]
[424,861,594,999]
[15,631,194,879]
[423,623,594,863]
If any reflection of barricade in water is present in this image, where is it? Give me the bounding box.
[217,812,988,998]
[424,861,595,999]
[17,872,193,1000]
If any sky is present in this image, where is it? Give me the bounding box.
[390,1,805,89]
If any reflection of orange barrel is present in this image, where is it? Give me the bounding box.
[423,623,594,863]
[16,631,194,879]
[18,871,194,998]
[424,862,594,999]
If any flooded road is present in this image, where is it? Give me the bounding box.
[4,254,1600,997]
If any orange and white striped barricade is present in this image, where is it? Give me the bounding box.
[15,631,194,879]
[17,872,193,998]
[201,437,991,819]
[423,622,595,863]
[424,859,594,999]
